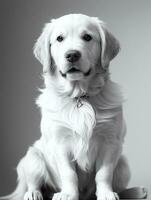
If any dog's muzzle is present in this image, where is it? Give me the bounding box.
[60,67,91,81]
[59,50,91,81]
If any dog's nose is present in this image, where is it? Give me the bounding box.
[65,50,81,63]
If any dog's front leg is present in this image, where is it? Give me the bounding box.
[95,142,121,200]
[53,143,79,200]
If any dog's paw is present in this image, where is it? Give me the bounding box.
[24,190,43,200]
[97,190,119,200]
[52,192,78,200]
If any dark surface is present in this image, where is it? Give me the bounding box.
[41,186,148,200]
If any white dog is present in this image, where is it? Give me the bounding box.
[1,14,131,200]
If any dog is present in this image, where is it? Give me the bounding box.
[0,14,131,200]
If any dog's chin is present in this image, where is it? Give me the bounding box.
[59,68,92,81]
[66,72,84,81]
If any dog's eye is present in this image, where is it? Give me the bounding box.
[56,35,64,42]
[82,34,92,42]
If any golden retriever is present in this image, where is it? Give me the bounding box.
[0,14,131,200]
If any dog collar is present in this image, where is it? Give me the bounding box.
[75,95,89,108]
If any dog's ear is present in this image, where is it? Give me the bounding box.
[33,22,54,73]
[93,18,120,68]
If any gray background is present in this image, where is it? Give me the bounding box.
[0,0,151,196]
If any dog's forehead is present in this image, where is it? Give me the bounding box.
[52,14,98,34]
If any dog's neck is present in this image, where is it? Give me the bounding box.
[42,68,109,99]
[37,74,123,110]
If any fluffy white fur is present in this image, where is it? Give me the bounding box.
[0,14,131,200]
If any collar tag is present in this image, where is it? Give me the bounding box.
[76,97,84,108]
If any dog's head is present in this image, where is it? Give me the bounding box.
[34,14,120,97]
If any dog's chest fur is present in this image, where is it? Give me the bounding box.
[37,80,124,171]
[65,97,122,171]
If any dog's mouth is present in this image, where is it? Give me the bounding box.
[60,67,91,81]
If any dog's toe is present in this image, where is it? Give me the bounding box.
[52,192,78,200]
[97,191,119,200]
[24,190,43,200]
